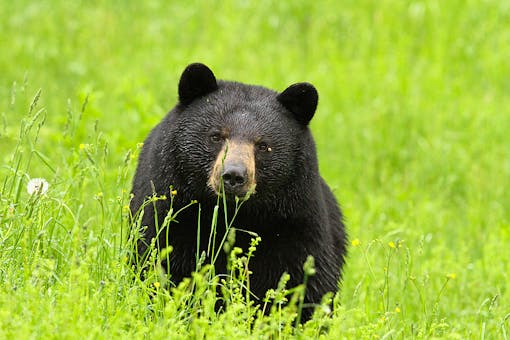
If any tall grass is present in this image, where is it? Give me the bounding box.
[1,0,509,338]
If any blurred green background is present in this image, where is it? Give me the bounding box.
[1,0,509,338]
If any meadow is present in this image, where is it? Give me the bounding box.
[1,0,509,338]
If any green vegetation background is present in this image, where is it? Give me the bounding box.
[1,0,509,338]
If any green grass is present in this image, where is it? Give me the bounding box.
[1,0,509,338]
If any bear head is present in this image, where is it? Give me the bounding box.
[166,63,319,202]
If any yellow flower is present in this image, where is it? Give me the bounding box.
[388,241,396,248]
[395,307,401,313]
[79,143,85,150]
[446,273,457,280]
[153,282,160,288]
[351,238,360,247]
[137,142,144,148]
[171,190,177,196]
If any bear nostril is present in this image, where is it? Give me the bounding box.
[222,166,247,188]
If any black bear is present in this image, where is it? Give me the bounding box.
[130,63,347,321]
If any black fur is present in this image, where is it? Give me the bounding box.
[277,82,318,125]
[178,63,218,105]
[130,63,347,321]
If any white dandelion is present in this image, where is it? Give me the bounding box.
[27,178,49,195]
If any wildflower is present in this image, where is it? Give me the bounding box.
[303,255,316,276]
[446,273,457,280]
[153,282,160,288]
[171,190,177,196]
[388,241,396,248]
[351,238,360,247]
[137,142,144,148]
[27,178,49,195]
[395,307,401,313]
[79,143,92,150]
[231,247,243,256]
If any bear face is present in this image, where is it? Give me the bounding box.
[160,63,320,204]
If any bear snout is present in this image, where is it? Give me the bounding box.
[208,140,256,198]
[222,164,247,188]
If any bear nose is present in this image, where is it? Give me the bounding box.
[222,165,247,189]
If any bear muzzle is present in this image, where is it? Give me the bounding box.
[208,140,256,199]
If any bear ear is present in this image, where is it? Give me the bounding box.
[277,82,318,125]
[178,63,218,105]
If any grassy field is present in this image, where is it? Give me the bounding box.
[1,0,509,338]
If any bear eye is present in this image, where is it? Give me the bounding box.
[258,142,270,152]
[210,133,223,143]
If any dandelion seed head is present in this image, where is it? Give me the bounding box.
[27,178,49,195]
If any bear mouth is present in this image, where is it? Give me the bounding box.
[209,183,257,201]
